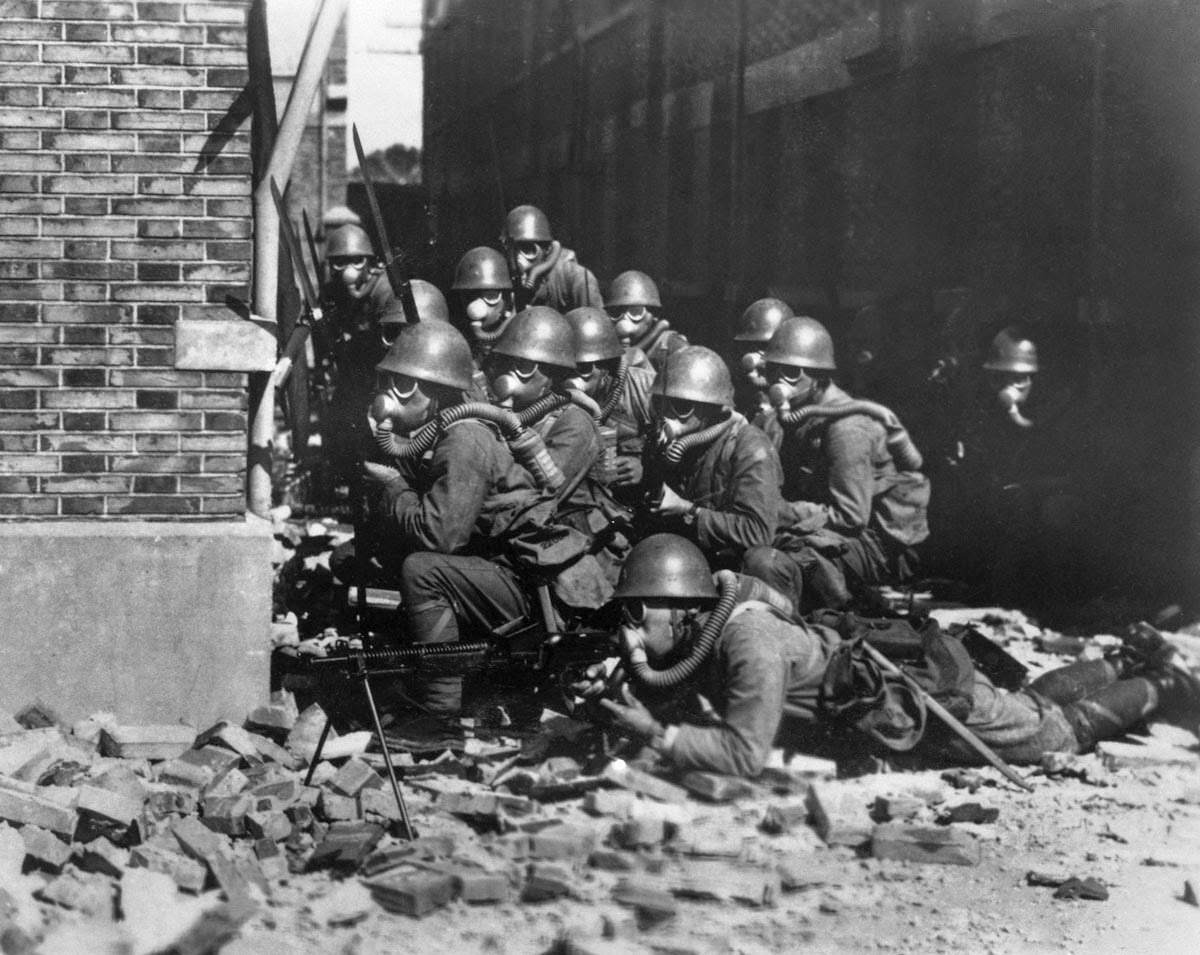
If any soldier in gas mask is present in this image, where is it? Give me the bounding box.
[501,204,603,313]
[742,316,930,612]
[604,270,688,373]
[732,297,794,418]
[638,346,782,570]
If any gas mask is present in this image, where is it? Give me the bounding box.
[378,321,404,350]
[651,395,702,448]
[330,256,376,301]
[369,372,434,436]
[565,360,608,398]
[510,240,544,283]
[465,291,507,330]
[619,599,697,662]
[738,350,768,390]
[993,373,1034,428]
[609,305,652,348]
[766,363,818,410]
[487,354,551,410]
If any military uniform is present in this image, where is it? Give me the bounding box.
[744,382,929,610]
[643,413,783,569]
[525,246,603,313]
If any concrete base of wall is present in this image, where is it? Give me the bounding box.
[0,519,274,729]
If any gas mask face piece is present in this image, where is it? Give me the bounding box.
[566,360,608,397]
[330,256,375,300]
[487,354,549,410]
[465,291,506,329]
[739,350,767,390]
[766,362,818,409]
[510,240,544,280]
[370,372,434,435]
[619,600,695,661]
[652,395,701,446]
[994,372,1033,409]
[608,305,651,347]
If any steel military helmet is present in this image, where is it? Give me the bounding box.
[606,270,662,310]
[376,320,474,391]
[651,345,735,409]
[983,326,1039,374]
[565,307,623,364]
[377,279,450,326]
[734,298,795,343]
[322,205,362,230]
[612,533,718,603]
[763,316,837,372]
[502,204,553,243]
[325,223,374,260]
[452,246,512,292]
[491,306,576,371]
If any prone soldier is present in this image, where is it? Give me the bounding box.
[590,535,1200,778]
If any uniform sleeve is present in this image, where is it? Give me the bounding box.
[694,428,783,555]
[541,403,601,489]
[817,418,876,533]
[569,261,604,309]
[666,615,787,777]
[383,422,495,554]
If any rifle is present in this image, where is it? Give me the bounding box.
[351,124,420,325]
[268,176,324,385]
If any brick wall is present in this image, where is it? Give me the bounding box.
[0,0,252,518]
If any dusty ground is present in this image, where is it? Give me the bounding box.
[5,517,1199,955]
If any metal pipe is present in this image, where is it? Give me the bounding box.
[248,0,351,516]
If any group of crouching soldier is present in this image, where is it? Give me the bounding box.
[306,203,1199,780]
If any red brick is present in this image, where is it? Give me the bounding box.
[115,110,204,131]
[44,174,136,195]
[0,787,77,836]
[0,216,40,234]
[64,239,110,258]
[44,131,136,151]
[141,2,185,21]
[184,46,243,66]
[62,497,104,515]
[0,196,62,215]
[0,65,62,84]
[108,495,199,515]
[135,435,182,452]
[0,88,38,106]
[368,869,458,917]
[0,109,60,129]
[64,22,108,42]
[0,19,58,41]
[41,391,135,410]
[0,239,61,258]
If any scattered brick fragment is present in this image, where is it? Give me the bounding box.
[19,825,71,872]
[0,786,77,837]
[669,861,780,906]
[1096,739,1200,771]
[328,758,383,798]
[873,795,924,822]
[1183,880,1198,907]
[77,784,143,827]
[1053,876,1109,901]
[523,861,576,901]
[15,701,61,730]
[601,762,688,804]
[679,771,759,803]
[99,725,196,761]
[938,802,999,825]
[610,816,664,849]
[805,782,873,848]
[870,824,982,866]
[305,821,384,872]
[611,877,677,927]
[760,801,808,834]
[37,867,115,917]
[129,843,208,893]
[367,868,457,916]
[75,836,129,879]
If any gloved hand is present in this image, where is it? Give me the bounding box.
[599,683,665,744]
[612,457,643,486]
[566,661,616,701]
[649,483,693,519]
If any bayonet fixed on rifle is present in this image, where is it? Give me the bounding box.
[301,207,322,294]
[352,123,421,324]
[269,176,324,384]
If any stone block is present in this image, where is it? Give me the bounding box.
[19,824,71,872]
[129,843,207,893]
[99,724,196,761]
[588,849,638,872]
[610,817,664,849]
[328,758,383,798]
[679,771,759,803]
[1096,739,1200,771]
[305,821,384,872]
[0,727,66,776]
[805,782,872,847]
[251,778,301,808]
[201,794,253,836]
[146,785,199,818]
[0,786,77,837]
[206,850,262,917]
[601,762,688,803]
[284,703,330,765]
[368,868,457,917]
[194,721,260,761]
[528,824,597,861]
[939,802,999,825]
[204,767,250,799]
[15,700,62,730]
[873,795,925,822]
[611,877,676,927]
[77,784,143,826]
[360,787,407,824]
[361,837,457,877]
[174,318,276,372]
[522,861,576,902]
[171,815,226,862]
[870,824,982,866]
[243,733,296,770]
[760,801,809,834]
[75,836,130,879]
[584,789,637,818]
[244,693,298,739]
[318,791,359,822]
[245,810,291,842]
[412,858,510,903]
[36,868,115,917]
[669,861,779,906]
